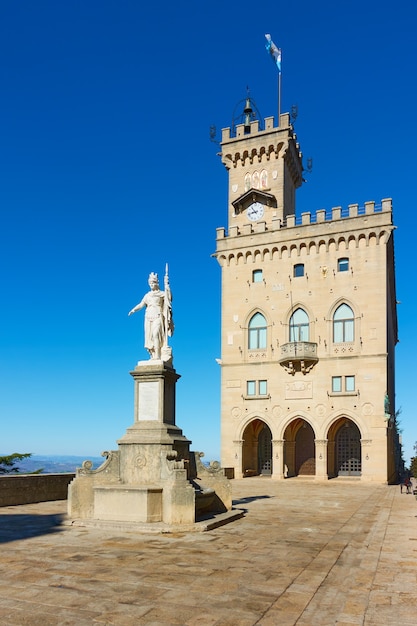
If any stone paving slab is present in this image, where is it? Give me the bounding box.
[1,478,416,625]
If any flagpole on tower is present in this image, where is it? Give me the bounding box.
[278,65,281,125]
[265,34,282,127]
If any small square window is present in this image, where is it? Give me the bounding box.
[338,258,349,272]
[345,376,355,392]
[247,381,256,396]
[253,269,263,283]
[332,376,342,392]
[259,380,267,395]
[294,264,304,278]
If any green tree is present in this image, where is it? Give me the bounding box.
[0,453,33,474]
[411,441,417,479]
[394,407,403,433]
[410,456,417,479]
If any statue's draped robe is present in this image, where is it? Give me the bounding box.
[141,288,173,353]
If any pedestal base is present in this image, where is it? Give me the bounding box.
[94,485,163,522]
[68,363,232,529]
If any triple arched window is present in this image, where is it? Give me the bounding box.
[333,304,354,342]
[248,313,267,349]
[247,304,355,351]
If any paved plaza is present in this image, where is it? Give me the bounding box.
[1,477,416,625]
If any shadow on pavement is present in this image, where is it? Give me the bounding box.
[0,513,66,543]
[232,495,272,505]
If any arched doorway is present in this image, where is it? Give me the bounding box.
[242,419,272,476]
[258,425,272,475]
[327,418,362,477]
[295,423,315,475]
[283,418,316,477]
[336,421,361,476]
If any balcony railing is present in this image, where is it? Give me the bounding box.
[278,342,318,375]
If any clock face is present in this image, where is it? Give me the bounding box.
[247,202,264,222]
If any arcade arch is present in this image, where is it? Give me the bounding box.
[240,415,364,479]
[241,419,272,476]
[283,418,316,477]
[327,417,362,477]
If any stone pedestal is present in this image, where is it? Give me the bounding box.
[68,361,232,529]
[117,360,191,485]
[94,485,163,522]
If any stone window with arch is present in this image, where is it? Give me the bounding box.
[248,312,267,350]
[289,308,310,342]
[333,303,354,343]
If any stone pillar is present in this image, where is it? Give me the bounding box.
[131,360,180,427]
[272,439,285,479]
[285,441,296,477]
[233,440,244,479]
[315,439,328,481]
[119,362,189,441]
[117,361,191,484]
[327,439,336,478]
[360,439,372,480]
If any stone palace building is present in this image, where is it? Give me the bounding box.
[214,100,400,483]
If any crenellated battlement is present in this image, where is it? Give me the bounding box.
[216,198,393,242]
[221,113,303,174]
[221,112,292,143]
[288,198,392,226]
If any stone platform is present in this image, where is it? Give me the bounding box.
[1,477,417,625]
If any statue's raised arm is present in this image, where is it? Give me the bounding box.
[128,265,174,364]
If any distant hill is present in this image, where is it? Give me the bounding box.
[3,453,214,474]
[8,454,105,474]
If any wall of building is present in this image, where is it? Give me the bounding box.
[216,192,397,481]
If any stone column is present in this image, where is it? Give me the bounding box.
[327,439,336,478]
[272,439,285,479]
[233,440,244,479]
[360,439,372,480]
[314,439,328,480]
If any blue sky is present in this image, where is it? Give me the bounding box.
[1,0,416,465]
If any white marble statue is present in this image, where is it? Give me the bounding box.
[128,265,174,361]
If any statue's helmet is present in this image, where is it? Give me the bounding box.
[148,272,159,286]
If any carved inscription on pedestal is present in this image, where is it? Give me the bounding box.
[138,381,159,420]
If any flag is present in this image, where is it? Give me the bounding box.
[265,34,281,73]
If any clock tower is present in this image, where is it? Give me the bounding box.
[221,98,303,229]
[214,99,399,484]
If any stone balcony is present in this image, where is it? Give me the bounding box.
[278,341,318,375]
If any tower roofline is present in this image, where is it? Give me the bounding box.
[221,112,293,144]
